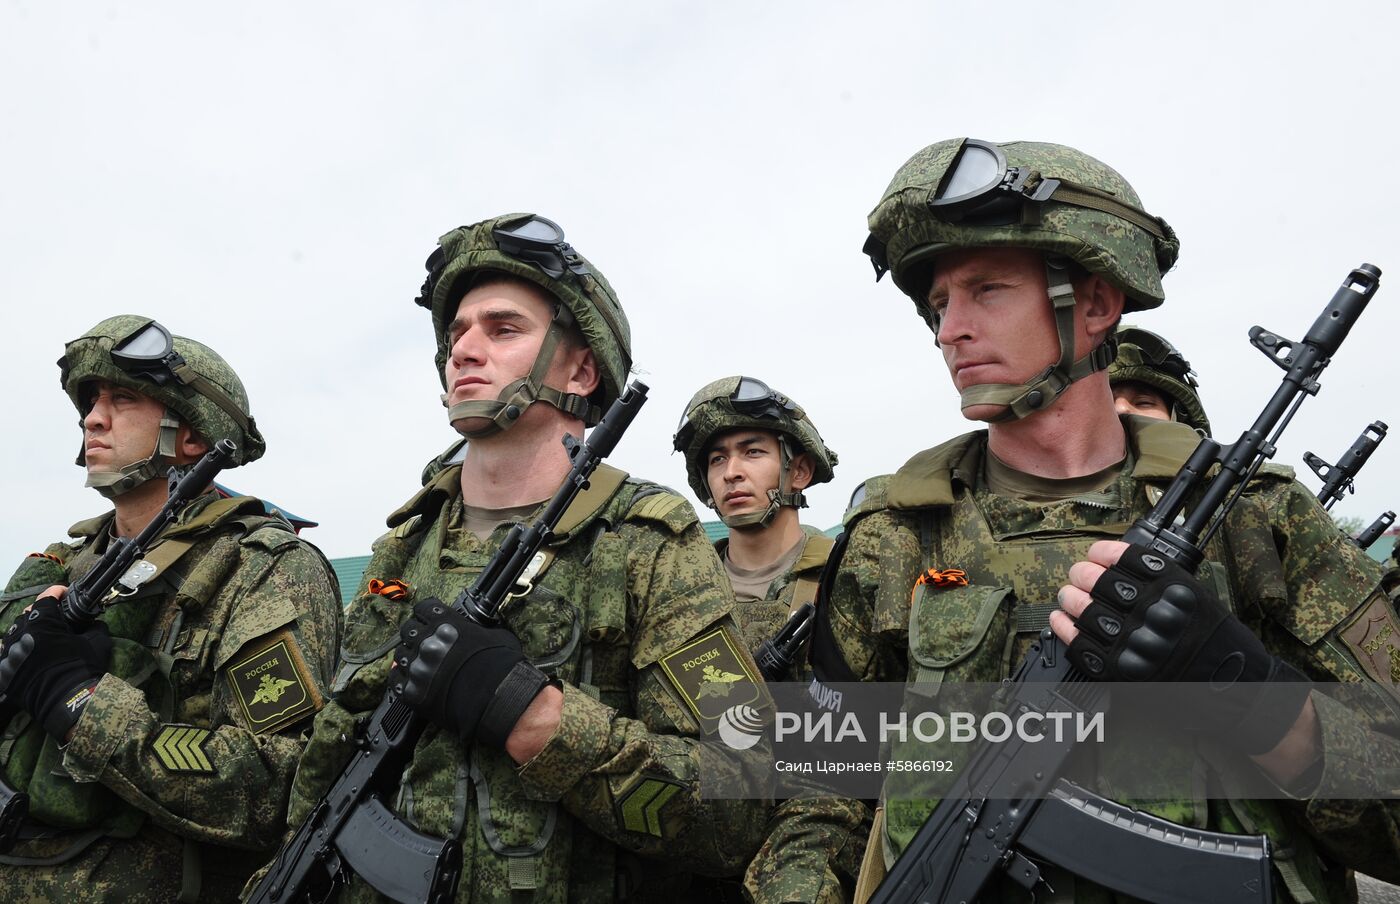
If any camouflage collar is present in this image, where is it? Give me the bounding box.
[793,529,836,575]
[385,462,630,544]
[886,416,1199,511]
[65,490,262,542]
[1125,416,1203,480]
[713,526,834,579]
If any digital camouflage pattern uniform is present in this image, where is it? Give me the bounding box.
[0,316,342,902]
[716,527,834,653]
[825,417,1400,902]
[286,462,772,902]
[836,138,1400,901]
[282,215,771,902]
[672,376,869,903]
[717,528,871,904]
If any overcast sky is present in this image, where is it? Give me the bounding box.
[3,1,1398,564]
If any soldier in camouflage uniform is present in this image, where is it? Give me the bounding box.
[0,316,341,902]
[673,377,868,904]
[282,214,772,902]
[1108,324,1212,434]
[673,376,840,651]
[812,138,1400,901]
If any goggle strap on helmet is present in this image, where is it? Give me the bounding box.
[1043,182,1168,241]
[166,361,257,436]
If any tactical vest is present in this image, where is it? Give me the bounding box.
[329,463,717,903]
[863,423,1338,904]
[0,495,301,868]
[718,529,834,654]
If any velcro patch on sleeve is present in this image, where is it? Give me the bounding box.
[657,626,764,734]
[225,628,324,734]
[152,725,214,773]
[1341,594,1400,684]
[615,775,685,838]
[628,492,696,533]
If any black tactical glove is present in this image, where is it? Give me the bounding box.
[0,597,113,740]
[393,598,552,748]
[1066,544,1311,754]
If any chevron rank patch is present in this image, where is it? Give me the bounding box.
[152,725,214,773]
[616,775,684,838]
[226,629,323,734]
[657,626,763,733]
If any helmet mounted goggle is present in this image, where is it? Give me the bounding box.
[416,216,605,438]
[862,138,1169,281]
[675,377,811,529]
[415,215,594,311]
[672,376,801,453]
[1119,329,1198,387]
[862,138,1178,423]
[65,319,252,498]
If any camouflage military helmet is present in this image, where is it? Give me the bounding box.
[1109,325,1211,434]
[415,213,632,437]
[865,138,1179,319]
[673,376,837,528]
[60,315,264,495]
[863,138,1180,423]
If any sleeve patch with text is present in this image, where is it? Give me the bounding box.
[225,629,324,734]
[657,626,763,733]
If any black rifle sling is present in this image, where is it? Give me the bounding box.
[807,530,857,683]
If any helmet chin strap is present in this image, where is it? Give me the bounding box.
[718,437,809,529]
[444,308,600,439]
[81,408,181,499]
[956,261,1117,422]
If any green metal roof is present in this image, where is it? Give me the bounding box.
[330,554,371,606]
[1366,533,1396,565]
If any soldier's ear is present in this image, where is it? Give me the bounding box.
[1078,274,1125,348]
[563,346,600,399]
[177,425,210,463]
[788,452,814,492]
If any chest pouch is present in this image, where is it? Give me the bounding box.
[333,532,423,697]
[885,582,1014,856]
[1,589,169,862]
[579,529,630,711]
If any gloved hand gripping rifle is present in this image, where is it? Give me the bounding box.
[0,439,238,852]
[247,381,649,904]
[870,265,1381,904]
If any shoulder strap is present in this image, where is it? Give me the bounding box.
[808,530,857,683]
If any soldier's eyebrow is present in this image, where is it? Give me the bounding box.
[928,266,1017,302]
[708,434,767,457]
[447,309,532,335]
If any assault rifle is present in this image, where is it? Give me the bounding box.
[871,264,1381,904]
[0,439,238,851]
[1305,420,1387,510]
[1356,511,1396,551]
[755,602,815,682]
[248,381,649,904]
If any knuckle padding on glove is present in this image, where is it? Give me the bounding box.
[394,597,538,745]
[1066,543,1313,755]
